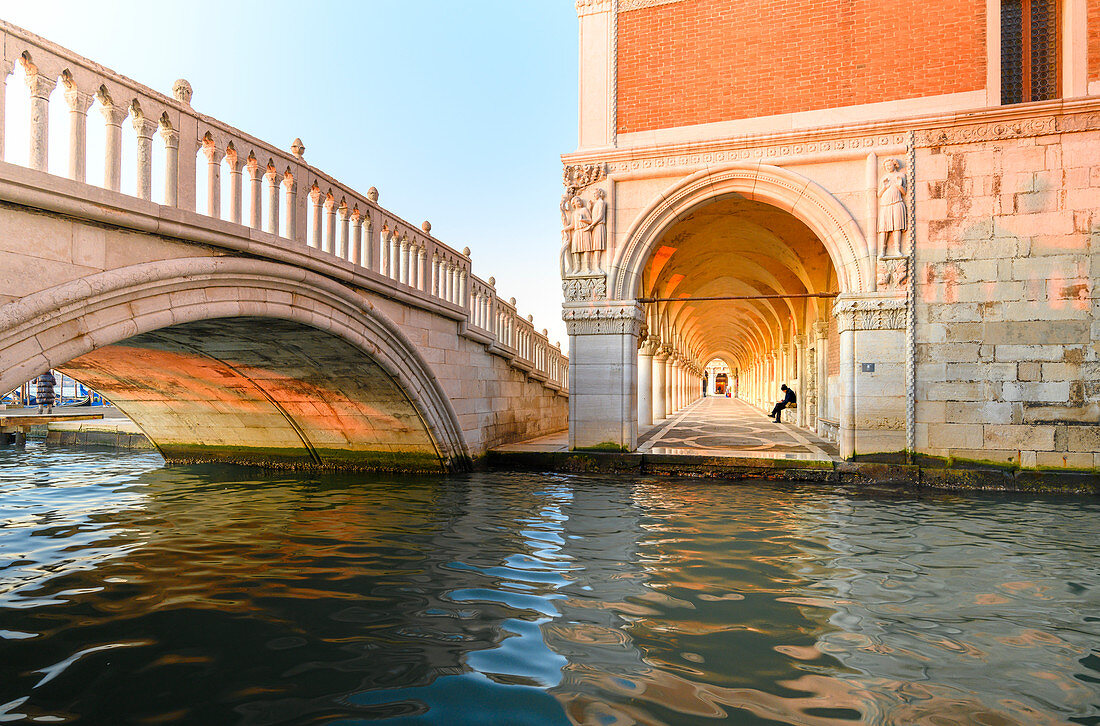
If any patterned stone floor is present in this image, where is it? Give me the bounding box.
[639,396,839,461]
[495,396,838,462]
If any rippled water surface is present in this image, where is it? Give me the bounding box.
[2,444,1099,725]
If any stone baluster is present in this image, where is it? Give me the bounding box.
[225,146,242,222]
[161,124,179,207]
[26,72,56,172]
[246,154,261,228]
[349,210,362,266]
[0,59,12,160]
[388,233,400,280]
[360,215,372,269]
[309,188,323,248]
[202,137,223,218]
[458,270,468,310]
[132,113,158,201]
[323,195,337,255]
[399,237,410,285]
[64,88,93,182]
[283,172,297,240]
[379,228,391,276]
[430,253,439,296]
[264,164,279,235]
[337,202,350,259]
[416,247,426,291]
[442,263,452,302]
[100,97,128,191]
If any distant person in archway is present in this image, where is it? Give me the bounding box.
[770,384,795,422]
[35,371,57,413]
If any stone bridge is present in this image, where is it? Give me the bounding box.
[0,21,567,471]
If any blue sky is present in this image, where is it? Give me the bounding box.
[4,1,578,343]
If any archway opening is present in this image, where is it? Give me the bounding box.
[640,193,840,434]
[57,317,452,471]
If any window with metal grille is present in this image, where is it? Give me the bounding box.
[1001,0,1060,104]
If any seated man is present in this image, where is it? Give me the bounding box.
[770,384,796,423]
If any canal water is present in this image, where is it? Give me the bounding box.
[2,444,1098,725]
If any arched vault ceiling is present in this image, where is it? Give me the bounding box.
[642,194,837,365]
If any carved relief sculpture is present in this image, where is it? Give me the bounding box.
[588,188,607,273]
[878,157,907,258]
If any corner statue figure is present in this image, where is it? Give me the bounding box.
[559,190,608,277]
[878,158,908,257]
[770,384,796,423]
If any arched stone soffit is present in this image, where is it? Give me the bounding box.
[648,226,822,311]
[0,257,469,463]
[679,305,775,356]
[666,275,794,338]
[613,163,869,300]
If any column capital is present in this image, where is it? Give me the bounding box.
[833,293,907,333]
[562,301,644,336]
[64,88,94,113]
[638,336,659,356]
[812,320,829,339]
[793,335,806,348]
[100,103,129,127]
[132,115,158,139]
[25,73,56,99]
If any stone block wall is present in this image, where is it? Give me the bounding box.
[616,0,985,133]
[914,118,1100,469]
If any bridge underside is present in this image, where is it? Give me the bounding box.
[59,317,446,471]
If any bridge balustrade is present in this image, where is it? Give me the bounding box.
[0,19,566,393]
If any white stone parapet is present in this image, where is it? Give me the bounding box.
[0,19,567,394]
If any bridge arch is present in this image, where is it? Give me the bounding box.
[0,257,469,471]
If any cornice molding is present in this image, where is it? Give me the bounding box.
[562,301,644,336]
[575,0,612,16]
[619,0,684,11]
[562,97,1100,169]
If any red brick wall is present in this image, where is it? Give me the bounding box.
[1090,0,1100,82]
[617,0,987,134]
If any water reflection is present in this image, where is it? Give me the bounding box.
[1,444,1098,724]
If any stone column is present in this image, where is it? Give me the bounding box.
[202,139,223,219]
[833,295,907,458]
[350,213,362,265]
[567,299,642,448]
[309,189,324,248]
[813,321,828,431]
[324,198,337,255]
[225,147,243,222]
[794,335,807,428]
[283,174,297,241]
[247,156,262,229]
[337,204,350,259]
[653,346,669,422]
[0,60,11,161]
[638,337,656,429]
[265,166,280,235]
[664,352,675,415]
[101,103,128,191]
[27,73,56,172]
[161,125,180,207]
[65,89,93,182]
[133,116,158,201]
[417,248,426,291]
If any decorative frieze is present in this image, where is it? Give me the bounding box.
[563,163,606,194]
[563,302,644,336]
[619,0,685,11]
[833,296,907,333]
[575,0,612,16]
[917,111,1100,147]
[563,274,607,302]
[601,133,907,175]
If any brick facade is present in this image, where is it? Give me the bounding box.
[616,0,987,134]
[1091,0,1100,82]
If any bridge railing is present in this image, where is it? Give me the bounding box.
[0,19,566,393]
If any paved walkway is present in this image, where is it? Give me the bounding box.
[494,396,839,462]
[638,396,838,461]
